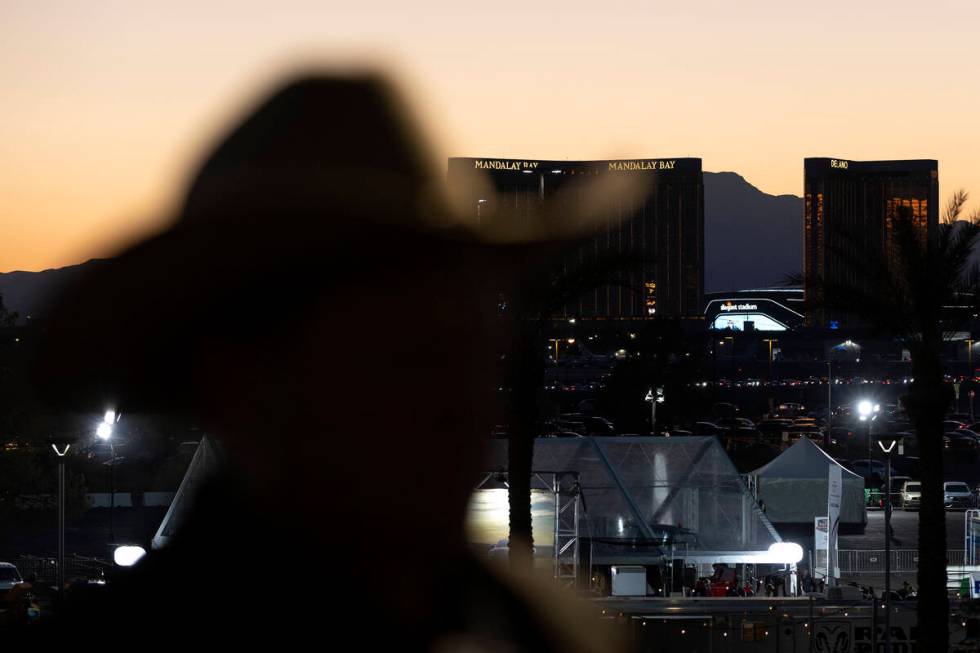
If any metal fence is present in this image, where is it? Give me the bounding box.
[8,555,112,583]
[838,549,965,573]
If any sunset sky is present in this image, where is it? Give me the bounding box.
[2,0,979,272]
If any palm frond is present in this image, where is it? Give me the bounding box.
[943,189,969,225]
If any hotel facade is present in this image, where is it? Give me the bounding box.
[804,158,939,327]
[447,157,704,320]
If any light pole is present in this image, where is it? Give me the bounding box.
[967,340,975,420]
[547,337,575,363]
[967,339,974,381]
[725,336,735,380]
[827,360,833,438]
[645,387,664,434]
[857,399,880,466]
[763,338,778,383]
[97,410,118,547]
[48,438,74,604]
[877,435,902,653]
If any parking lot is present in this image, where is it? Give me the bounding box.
[841,508,971,551]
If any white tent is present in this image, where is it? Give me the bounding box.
[749,438,866,526]
[151,435,221,549]
[481,436,786,565]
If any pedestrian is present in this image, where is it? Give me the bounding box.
[800,569,814,593]
[37,73,636,650]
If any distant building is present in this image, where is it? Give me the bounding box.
[803,158,938,327]
[447,158,704,319]
[704,288,804,331]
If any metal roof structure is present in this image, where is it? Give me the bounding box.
[480,436,785,565]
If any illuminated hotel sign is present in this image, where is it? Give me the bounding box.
[720,302,758,312]
[830,159,849,169]
[608,160,676,171]
[474,160,540,171]
[645,281,657,315]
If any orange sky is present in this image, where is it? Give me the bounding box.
[2,0,979,272]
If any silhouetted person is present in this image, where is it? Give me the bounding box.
[36,74,618,650]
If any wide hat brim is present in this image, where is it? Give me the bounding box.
[33,73,644,412]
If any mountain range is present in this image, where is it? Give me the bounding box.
[0,172,804,320]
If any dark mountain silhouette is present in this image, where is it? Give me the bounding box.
[704,171,803,292]
[0,174,804,318]
[0,259,108,323]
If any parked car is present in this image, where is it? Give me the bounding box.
[880,476,912,505]
[828,427,856,446]
[943,420,967,431]
[693,422,723,436]
[0,562,24,592]
[716,417,756,430]
[944,432,979,460]
[776,403,807,418]
[901,481,922,510]
[944,481,974,509]
[958,428,980,443]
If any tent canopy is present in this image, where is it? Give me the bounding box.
[752,437,862,481]
[483,436,781,557]
[749,438,866,525]
[152,435,222,549]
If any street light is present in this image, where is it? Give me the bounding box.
[876,434,904,653]
[113,545,146,567]
[967,340,976,420]
[645,387,665,434]
[857,400,881,492]
[967,339,975,379]
[47,435,77,604]
[724,336,735,380]
[763,338,778,375]
[96,410,119,547]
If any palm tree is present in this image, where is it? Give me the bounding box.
[811,190,980,650]
[0,293,16,327]
[503,246,644,573]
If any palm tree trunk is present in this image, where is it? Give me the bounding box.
[910,358,949,651]
[507,327,544,573]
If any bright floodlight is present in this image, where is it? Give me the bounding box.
[113,545,146,567]
[857,400,873,419]
[767,542,804,564]
[96,422,112,440]
[104,410,116,425]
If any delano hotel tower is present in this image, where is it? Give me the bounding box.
[804,158,938,327]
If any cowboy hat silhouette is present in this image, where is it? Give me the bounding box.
[36,73,644,412]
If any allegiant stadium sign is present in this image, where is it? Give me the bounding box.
[721,303,758,312]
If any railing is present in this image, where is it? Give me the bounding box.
[8,555,112,583]
[838,549,965,573]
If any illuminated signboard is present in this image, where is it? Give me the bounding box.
[645,281,657,315]
[471,158,686,173]
[830,159,849,169]
[473,160,540,170]
[720,302,759,312]
[608,160,676,171]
